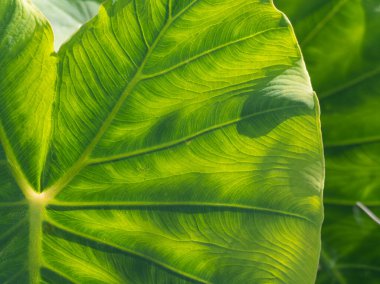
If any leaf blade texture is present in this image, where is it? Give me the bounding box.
[0,0,324,283]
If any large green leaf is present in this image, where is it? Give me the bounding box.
[275,0,380,283]
[0,0,324,283]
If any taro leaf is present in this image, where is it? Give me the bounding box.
[0,0,324,283]
[275,0,380,283]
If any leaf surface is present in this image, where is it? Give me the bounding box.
[0,0,324,283]
[275,0,380,282]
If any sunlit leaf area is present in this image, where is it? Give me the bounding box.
[0,0,378,283]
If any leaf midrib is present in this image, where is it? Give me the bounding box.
[41,265,80,284]
[0,2,204,282]
[45,216,210,284]
[88,104,304,165]
[0,124,35,199]
[142,26,285,80]
[43,238,122,284]
[320,249,380,283]
[324,135,380,148]
[43,0,201,199]
[320,249,347,284]
[300,0,349,46]
[0,0,321,282]
[44,1,289,199]
[47,201,315,224]
[319,67,380,100]
[336,264,380,273]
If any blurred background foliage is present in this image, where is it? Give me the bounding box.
[33,0,104,48]
[276,0,380,283]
